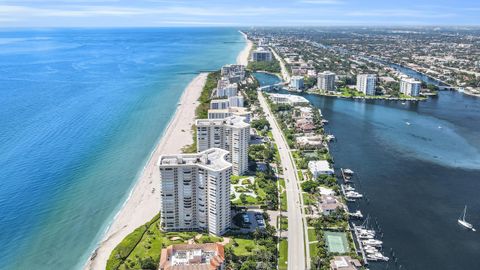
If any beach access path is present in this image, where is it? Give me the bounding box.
[84,73,207,270]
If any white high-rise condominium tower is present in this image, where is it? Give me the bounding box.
[196,116,250,176]
[158,148,232,236]
[356,74,377,95]
[400,77,421,97]
[317,71,336,92]
[290,76,304,91]
[252,47,272,62]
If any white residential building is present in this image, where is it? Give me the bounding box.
[210,95,244,110]
[267,93,309,106]
[356,74,376,95]
[158,148,232,236]
[228,95,244,107]
[196,116,250,175]
[210,99,230,110]
[216,79,238,98]
[221,64,246,83]
[308,160,334,178]
[290,76,304,91]
[400,77,422,97]
[318,71,336,92]
[207,107,251,123]
[252,47,272,62]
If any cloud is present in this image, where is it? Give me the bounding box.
[0,4,294,18]
[346,9,456,18]
[299,0,343,4]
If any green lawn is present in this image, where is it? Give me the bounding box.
[302,193,316,205]
[280,216,288,231]
[107,214,205,270]
[308,228,316,242]
[280,191,287,211]
[309,243,319,258]
[279,239,288,270]
[227,237,257,257]
[231,194,259,206]
[279,178,286,190]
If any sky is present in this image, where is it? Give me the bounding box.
[0,0,479,27]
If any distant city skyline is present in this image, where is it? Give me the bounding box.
[0,0,479,27]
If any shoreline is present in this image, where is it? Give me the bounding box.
[83,31,250,270]
[237,31,253,66]
[83,73,207,270]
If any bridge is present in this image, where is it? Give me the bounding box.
[259,82,287,91]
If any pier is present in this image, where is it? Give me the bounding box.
[352,224,369,265]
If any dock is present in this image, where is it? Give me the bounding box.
[352,224,369,265]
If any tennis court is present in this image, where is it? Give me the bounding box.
[324,231,350,253]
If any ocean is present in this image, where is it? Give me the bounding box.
[0,28,244,270]
[255,72,480,269]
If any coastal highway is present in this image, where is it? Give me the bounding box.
[258,91,309,270]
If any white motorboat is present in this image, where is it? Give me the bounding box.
[458,205,476,231]
[362,239,383,247]
[348,210,363,219]
[346,191,363,199]
[344,185,355,192]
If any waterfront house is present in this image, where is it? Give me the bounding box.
[329,256,362,270]
[296,135,323,149]
[159,243,225,270]
[308,160,334,177]
[319,194,344,216]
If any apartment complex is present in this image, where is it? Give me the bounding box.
[158,148,232,236]
[267,93,309,106]
[252,47,272,62]
[215,79,238,98]
[159,243,225,270]
[290,76,304,91]
[196,116,250,175]
[318,71,336,92]
[207,107,251,123]
[221,64,246,83]
[356,74,377,95]
[400,77,421,97]
[210,96,244,110]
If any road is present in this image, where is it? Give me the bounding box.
[269,47,291,83]
[258,91,309,270]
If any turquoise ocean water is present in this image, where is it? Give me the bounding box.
[0,28,244,270]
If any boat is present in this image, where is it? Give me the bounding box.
[458,205,476,231]
[343,185,355,192]
[362,239,383,247]
[343,168,354,175]
[346,191,363,199]
[405,121,411,125]
[401,102,406,105]
[348,210,363,219]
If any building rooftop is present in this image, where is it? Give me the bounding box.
[158,148,231,172]
[330,256,362,270]
[196,115,249,128]
[267,93,309,104]
[159,243,225,270]
[308,160,334,173]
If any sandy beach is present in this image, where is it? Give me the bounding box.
[84,32,250,270]
[84,73,207,270]
[237,31,253,66]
